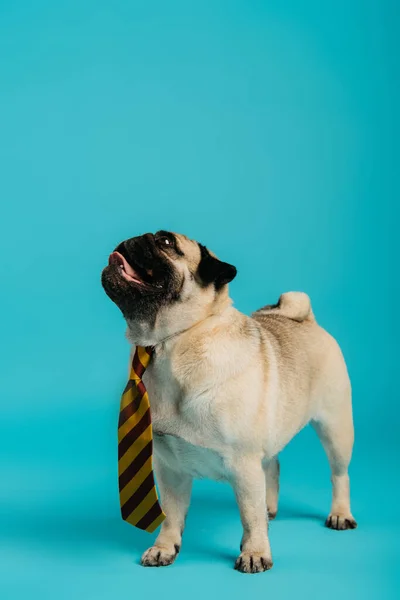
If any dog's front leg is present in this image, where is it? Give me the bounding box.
[141,457,192,567]
[229,455,273,574]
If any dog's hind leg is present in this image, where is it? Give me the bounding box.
[263,457,280,520]
[311,389,357,531]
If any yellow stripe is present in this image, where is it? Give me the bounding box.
[125,488,159,526]
[128,368,141,382]
[118,392,150,442]
[118,423,152,475]
[119,455,153,506]
[120,383,149,413]
[145,511,166,533]
[137,346,151,369]
[120,385,138,411]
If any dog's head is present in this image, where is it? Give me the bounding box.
[101,231,237,345]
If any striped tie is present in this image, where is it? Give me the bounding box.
[118,345,166,533]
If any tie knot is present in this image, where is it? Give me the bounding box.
[130,346,153,380]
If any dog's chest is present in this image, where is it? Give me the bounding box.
[143,358,228,481]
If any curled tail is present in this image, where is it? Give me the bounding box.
[257,291,315,323]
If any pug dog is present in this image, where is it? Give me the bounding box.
[101,230,357,574]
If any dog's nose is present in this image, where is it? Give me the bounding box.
[139,234,156,259]
[120,234,155,267]
[142,233,155,245]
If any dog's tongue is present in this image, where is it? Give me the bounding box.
[109,251,138,278]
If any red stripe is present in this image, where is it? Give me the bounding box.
[136,380,146,397]
[132,350,145,378]
[118,408,151,460]
[118,392,143,428]
[118,440,153,491]
[121,471,156,521]
[135,500,163,531]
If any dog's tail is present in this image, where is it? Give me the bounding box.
[257,292,315,323]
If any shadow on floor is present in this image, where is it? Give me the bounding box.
[0,489,326,565]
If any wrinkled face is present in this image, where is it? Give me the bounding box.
[101,231,237,328]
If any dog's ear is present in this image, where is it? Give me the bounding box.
[198,244,237,290]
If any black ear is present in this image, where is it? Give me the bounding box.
[198,244,237,290]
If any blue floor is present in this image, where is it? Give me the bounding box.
[1,405,398,600]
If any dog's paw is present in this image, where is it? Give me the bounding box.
[325,513,357,531]
[141,544,180,567]
[268,509,277,520]
[234,552,273,574]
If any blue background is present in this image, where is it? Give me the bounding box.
[0,1,398,598]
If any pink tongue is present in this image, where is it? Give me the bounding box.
[121,256,136,277]
[109,252,138,278]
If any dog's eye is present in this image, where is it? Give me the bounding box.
[156,235,174,248]
[155,231,177,251]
